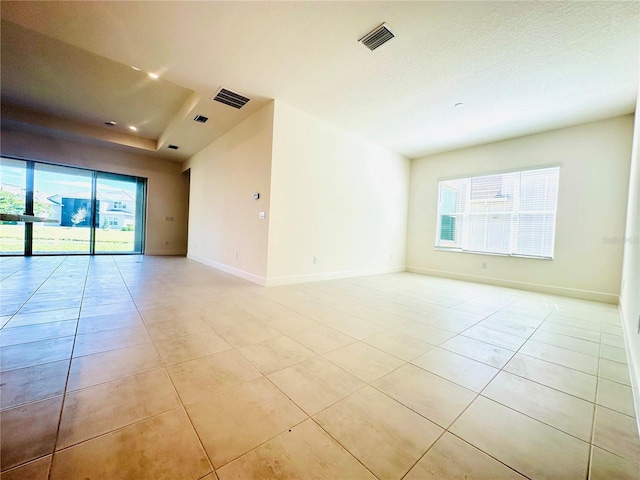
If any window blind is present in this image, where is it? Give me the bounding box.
[435,166,560,259]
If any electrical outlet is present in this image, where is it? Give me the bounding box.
[235,251,238,260]
[482,262,488,269]
[313,256,317,264]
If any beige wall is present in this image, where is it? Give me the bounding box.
[185,102,274,283]
[620,97,640,421]
[266,101,410,285]
[1,126,189,255]
[407,115,634,303]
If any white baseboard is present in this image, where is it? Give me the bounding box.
[618,304,640,435]
[187,253,267,286]
[406,266,619,304]
[265,266,406,287]
[145,250,187,256]
[187,254,404,287]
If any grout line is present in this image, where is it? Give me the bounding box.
[2,257,631,478]
[305,417,381,479]
[587,337,603,480]
[446,308,583,474]
[121,269,383,476]
[440,301,626,474]
[213,417,311,474]
[113,256,216,478]
[46,255,91,480]
[397,429,449,480]
[48,405,193,454]
[1,258,67,327]
[448,431,536,480]
[398,308,559,478]
[494,359,597,404]
[401,430,533,480]
[511,350,599,376]
[0,327,79,352]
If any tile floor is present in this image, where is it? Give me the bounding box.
[0,255,639,480]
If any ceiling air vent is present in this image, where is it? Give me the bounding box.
[168,144,179,150]
[212,88,250,109]
[193,114,209,123]
[359,23,394,51]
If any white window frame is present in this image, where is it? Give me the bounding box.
[435,166,560,259]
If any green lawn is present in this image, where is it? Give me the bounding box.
[0,224,136,253]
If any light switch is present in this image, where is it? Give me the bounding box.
[259,211,265,220]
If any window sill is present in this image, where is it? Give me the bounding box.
[434,247,553,260]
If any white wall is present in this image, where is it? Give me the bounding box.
[185,102,274,284]
[620,96,640,422]
[1,127,189,255]
[266,101,410,286]
[407,115,634,303]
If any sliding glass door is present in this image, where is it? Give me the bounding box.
[0,158,27,255]
[32,163,93,254]
[0,157,146,255]
[94,173,145,253]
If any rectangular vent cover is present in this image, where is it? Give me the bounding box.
[168,144,179,150]
[213,88,250,109]
[359,23,394,51]
[193,115,208,123]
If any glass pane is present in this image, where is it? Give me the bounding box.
[94,174,144,253]
[440,179,467,214]
[33,163,93,254]
[440,215,456,241]
[0,158,27,255]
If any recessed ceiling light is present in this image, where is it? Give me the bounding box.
[131,66,141,71]
[454,102,464,108]
[128,125,138,132]
[104,121,117,126]
[147,73,159,80]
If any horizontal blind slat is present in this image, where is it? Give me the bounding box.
[436,166,559,258]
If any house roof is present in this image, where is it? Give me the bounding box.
[1,183,56,204]
[1,2,638,161]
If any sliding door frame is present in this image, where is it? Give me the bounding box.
[0,156,147,256]
[94,171,146,254]
[24,160,35,256]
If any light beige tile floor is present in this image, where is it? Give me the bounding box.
[268,356,365,415]
[314,386,442,480]
[404,432,526,480]
[411,347,499,392]
[450,396,591,479]
[1,255,639,479]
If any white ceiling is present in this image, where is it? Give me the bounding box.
[1,1,638,162]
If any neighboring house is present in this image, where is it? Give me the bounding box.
[47,189,135,228]
[0,183,60,222]
[47,195,90,227]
